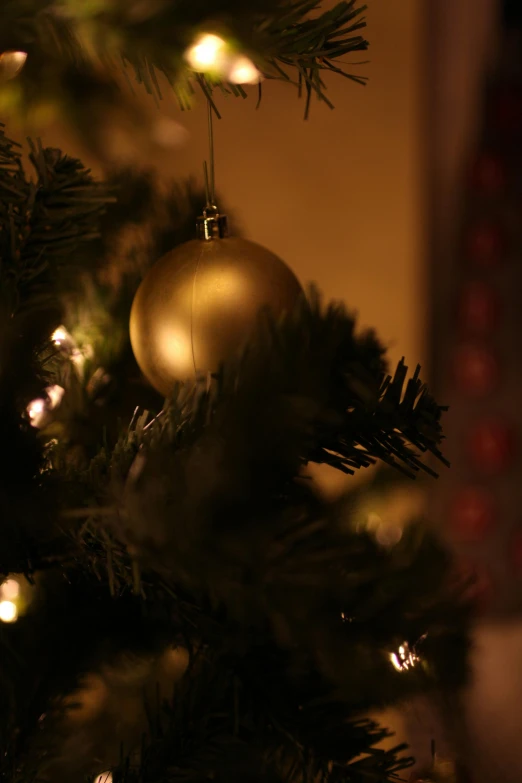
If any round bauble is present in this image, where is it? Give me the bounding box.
[130,236,303,396]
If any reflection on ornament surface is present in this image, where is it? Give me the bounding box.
[130,236,302,396]
[156,325,193,379]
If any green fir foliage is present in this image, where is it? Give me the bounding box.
[0,121,469,783]
[0,0,368,121]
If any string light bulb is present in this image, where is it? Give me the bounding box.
[27,384,64,428]
[228,55,262,85]
[50,325,91,375]
[184,33,261,84]
[185,33,229,72]
[94,773,112,783]
[0,577,35,621]
[51,325,71,347]
[27,397,46,427]
[0,600,18,623]
[46,384,64,410]
[390,642,419,672]
[0,578,20,600]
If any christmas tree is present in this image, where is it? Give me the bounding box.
[0,3,468,782]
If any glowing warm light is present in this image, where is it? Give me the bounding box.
[27,397,46,427]
[46,384,64,410]
[158,324,194,380]
[27,384,64,428]
[1,579,20,600]
[51,326,69,346]
[390,653,402,672]
[50,325,89,375]
[375,523,403,547]
[0,51,28,81]
[94,773,112,783]
[28,398,45,415]
[228,55,262,85]
[0,600,18,623]
[390,642,419,672]
[185,33,228,71]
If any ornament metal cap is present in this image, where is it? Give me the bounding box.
[196,204,228,241]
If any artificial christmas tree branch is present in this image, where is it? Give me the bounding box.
[0,122,111,578]
[0,113,470,782]
[0,124,109,323]
[0,0,367,123]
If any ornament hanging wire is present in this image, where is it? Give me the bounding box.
[198,97,228,240]
[204,99,216,209]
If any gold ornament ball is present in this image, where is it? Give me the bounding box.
[130,236,303,396]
